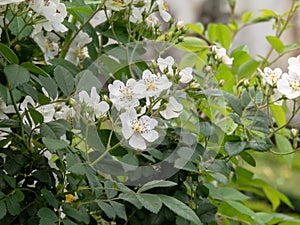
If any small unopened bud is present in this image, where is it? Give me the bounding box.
[190,82,201,89]
[68,98,76,107]
[243,79,250,87]
[55,103,62,111]
[176,20,185,29]
[178,36,184,42]
[14,44,21,52]
[291,128,298,137]
[103,94,110,103]
[219,80,225,87]
[205,65,212,71]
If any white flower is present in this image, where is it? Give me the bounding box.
[0,0,24,5]
[277,72,300,99]
[20,96,55,123]
[120,109,159,150]
[134,69,172,98]
[33,32,59,62]
[78,87,109,119]
[54,103,75,120]
[157,56,175,73]
[108,79,140,111]
[90,10,109,27]
[156,0,171,22]
[212,45,233,65]
[65,31,92,65]
[258,67,282,86]
[159,96,183,119]
[179,67,193,83]
[145,14,159,27]
[130,0,151,23]
[30,0,67,33]
[287,55,300,74]
[105,0,131,11]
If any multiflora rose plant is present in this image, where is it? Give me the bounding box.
[1,0,300,224]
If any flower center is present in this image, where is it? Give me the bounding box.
[289,79,300,91]
[46,40,57,52]
[120,87,133,100]
[112,0,124,6]
[162,2,169,11]
[131,119,148,134]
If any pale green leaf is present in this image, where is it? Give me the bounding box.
[138,180,177,193]
[137,194,162,214]
[54,65,75,96]
[266,36,284,53]
[4,64,30,89]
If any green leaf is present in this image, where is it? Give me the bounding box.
[227,200,256,217]
[185,23,204,35]
[216,24,232,49]
[242,11,255,24]
[247,138,272,152]
[138,180,177,193]
[38,208,58,225]
[215,64,235,93]
[225,141,246,156]
[176,37,207,52]
[0,201,7,220]
[137,194,162,214]
[21,62,50,77]
[110,201,127,220]
[6,196,21,216]
[97,201,116,219]
[42,137,69,152]
[240,151,256,167]
[40,120,71,139]
[237,59,260,78]
[4,64,30,89]
[208,185,249,201]
[119,193,143,209]
[206,23,217,43]
[54,65,75,96]
[8,16,25,36]
[275,134,294,168]
[0,43,19,64]
[39,76,58,100]
[105,181,118,198]
[159,195,202,224]
[266,36,284,53]
[271,104,286,128]
[223,92,243,116]
[41,189,58,209]
[75,70,102,93]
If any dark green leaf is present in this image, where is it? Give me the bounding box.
[240,151,256,167]
[4,64,30,89]
[42,137,69,152]
[75,70,102,93]
[0,201,7,220]
[38,208,58,225]
[159,195,202,224]
[39,76,58,100]
[3,175,16,188]
[21,62,50,77]
[97,201,116,219]
[110,201,127,220]
[0,43,19,64]
[6,196,21,216]
[225,141,246,156]
[138,180,177,193]
[41,189,58,209]
[54,65,75,96]
[223,92,243,116]
[247,138,272,152]
[119,193,143,209]
[137,194,162,214]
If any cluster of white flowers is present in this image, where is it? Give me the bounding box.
[108,56,193,150]
[259,55,300,103]
[211,45,233,65]
[105,0,171,26]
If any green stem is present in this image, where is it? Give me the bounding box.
[91,142,121,166]
[59,0,108,59]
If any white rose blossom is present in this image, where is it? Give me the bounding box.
[0,0,24,5]
[212,45,233,65]
[78,87,109,120]
[159,96,183,119]
[108,79,140,111]
[134,69,172,98]
[179,67,193,83]
[277,72,300,99]
[120,109,159,150]
[157,56,175,74]
[287,55,300,74]
[258,67,282,86]
[156,0,171,22]
[33,32,60,62]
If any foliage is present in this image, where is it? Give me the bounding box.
[1,0,300,224]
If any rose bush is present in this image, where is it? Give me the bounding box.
[1,0,300,224]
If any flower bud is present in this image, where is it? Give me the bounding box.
[68,98,76,107]
[103,94,110,103]
[243,79,250,87]
[291,128,298,137]
[176,20,185,29]
[219,80,225,87]
[190,82,201,89]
